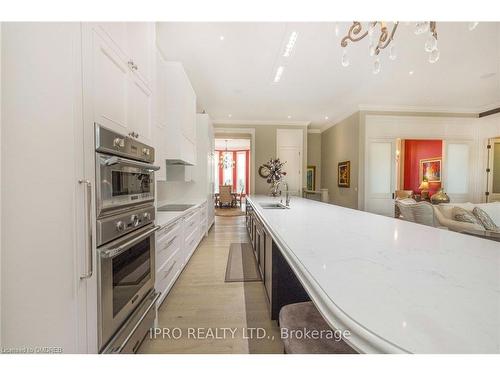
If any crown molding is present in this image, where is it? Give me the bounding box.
[213,119,311,127]
[307,129,321,134]
[357,104,480,114]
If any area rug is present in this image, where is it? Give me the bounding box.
[225,243,262,282]
[215,207,245,217]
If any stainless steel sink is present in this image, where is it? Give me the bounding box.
[259,203,290,209]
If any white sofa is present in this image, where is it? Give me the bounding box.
[433,202,500,232]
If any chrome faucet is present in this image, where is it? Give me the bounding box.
[278,181,290,207]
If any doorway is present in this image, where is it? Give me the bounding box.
[214,138,251,197]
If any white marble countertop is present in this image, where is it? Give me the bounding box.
[247,195,500,354]
[155,198,207,228]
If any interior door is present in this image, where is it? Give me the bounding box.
[277,129,303,196]
[488,138,500,202]
[365,139,396,216]
[443,141,473,203]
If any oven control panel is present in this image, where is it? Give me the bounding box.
[95,123,155,163]
[96,206,156,246]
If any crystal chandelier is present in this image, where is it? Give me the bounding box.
[218,140,235,169]
[340,21,444,74]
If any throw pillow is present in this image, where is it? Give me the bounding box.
[472,207,500,231]
[452,207,480,225]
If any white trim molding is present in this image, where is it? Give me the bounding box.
[357,104,480,114]
[213,119,311,127]
[307,129,321,134]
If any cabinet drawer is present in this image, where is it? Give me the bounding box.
[184,226,200,254]
[156,231,181,271]
[155,253,182,300]
[156,220,182,242]
[184,211,200,238]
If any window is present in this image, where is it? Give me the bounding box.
[236,151,246,194]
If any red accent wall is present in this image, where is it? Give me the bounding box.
[403,140,442,194]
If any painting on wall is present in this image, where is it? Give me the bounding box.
[306,166,316,191]
[338,161,350,188]
[419,158,441,183]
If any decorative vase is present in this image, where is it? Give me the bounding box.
[269,181,280,197]
[430,189,450,204]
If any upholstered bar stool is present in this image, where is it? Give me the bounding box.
[279,302,358,354]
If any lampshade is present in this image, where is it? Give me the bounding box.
[419,181,429,190]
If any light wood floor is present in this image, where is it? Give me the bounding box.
[138,215,283,354]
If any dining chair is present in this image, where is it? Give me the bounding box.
[219,185,234,208]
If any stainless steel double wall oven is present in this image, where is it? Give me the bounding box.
[95,124,160,353]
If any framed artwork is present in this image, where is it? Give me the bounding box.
[419,157,441,183]
[306,166,316,190]
[338,161,350,188]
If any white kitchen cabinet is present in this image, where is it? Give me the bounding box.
[157,60,197,166]
[128,73,152,142]
[91,29,130,133]
[1,23,91,353]
[126,23,154,85]
[88,24,153,143]
[155,202,208,307]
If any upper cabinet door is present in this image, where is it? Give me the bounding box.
[92,30,130,133]
[127,23,153,86]
[155,51,168,129]
[129,74,153,143]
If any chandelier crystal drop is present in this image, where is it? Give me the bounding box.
[469,22,479,31]
[341,48,350,67]
[429,47,440,64]
[389,43,397,60]
[373,57,381,74]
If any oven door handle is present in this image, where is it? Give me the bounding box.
[103,156,160,171]
[100,225,160,259]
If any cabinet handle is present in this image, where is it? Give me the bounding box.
[79,179,93,279]
[161,236,177,251]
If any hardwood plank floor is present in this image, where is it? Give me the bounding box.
[138,215,283,354]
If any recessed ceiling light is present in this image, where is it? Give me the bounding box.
[283,31,298,57]
[287,115,292,119]
[228,114,232,118]
[409,70,414,75]
[273,66,284,83]
[219,35,225,41]
[324,116,329,120]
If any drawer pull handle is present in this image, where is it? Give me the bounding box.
[161,236,177,251]
[162,262,176,280]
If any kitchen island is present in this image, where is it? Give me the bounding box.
[246,195,500,354]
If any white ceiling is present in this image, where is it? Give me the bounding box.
[157,22,500,129]
[215,138,250,150]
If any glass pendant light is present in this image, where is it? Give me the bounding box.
[369,41,376,57]
[341,48,350,67]
[373,57,381,74]
[429,48,440,63]
[389,43,397,60]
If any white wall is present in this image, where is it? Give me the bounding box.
[0,22,3,348]
[362,114,490,209]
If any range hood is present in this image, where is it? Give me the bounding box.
[165,159,194,166]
